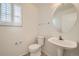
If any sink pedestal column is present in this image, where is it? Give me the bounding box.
[57,46,64,56]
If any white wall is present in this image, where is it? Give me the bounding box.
[37,3,79,56]
[0,4,38,56]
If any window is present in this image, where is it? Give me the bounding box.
[0,3,22,26]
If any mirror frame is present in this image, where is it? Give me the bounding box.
[51,3,78,33]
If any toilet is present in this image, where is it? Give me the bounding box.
[29,36,44,56]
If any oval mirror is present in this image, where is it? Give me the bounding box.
[52,3,78,33]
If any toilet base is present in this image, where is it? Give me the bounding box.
[30,49,41,56]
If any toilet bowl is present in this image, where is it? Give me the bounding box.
[29,36,44,56]
[29,44,41,56]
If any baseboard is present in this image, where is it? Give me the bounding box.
[20,50,49,56]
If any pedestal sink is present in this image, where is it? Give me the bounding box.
[48,37,77,56]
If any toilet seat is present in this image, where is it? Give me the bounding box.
[29,44,41,53]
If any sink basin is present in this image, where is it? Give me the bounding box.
[48,37,77,56]
[48,37,77,49]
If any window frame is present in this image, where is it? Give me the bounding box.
[0,3,22,27]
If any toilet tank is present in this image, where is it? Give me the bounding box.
[37,36,45,46]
